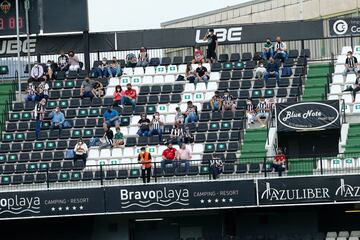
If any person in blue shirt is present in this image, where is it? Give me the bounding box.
[264,57,280,83]
[103,105,120,128]
[49,106,65,135]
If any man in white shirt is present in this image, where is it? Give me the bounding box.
[30,61,44,81]
[73,138,88,164]
[273,36,287,63]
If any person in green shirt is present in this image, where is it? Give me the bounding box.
[262,38,273,60]
[113,127,124,147]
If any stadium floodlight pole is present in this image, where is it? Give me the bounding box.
[16,0,22,101]
[25,0,30,78]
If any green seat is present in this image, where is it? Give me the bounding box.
[15,133,25,141]
[34,142,44,151]
[47,100,57,108]
[234,62,244,70]
[46,141,56,150]
[78,109,88,117]
[200,166,209,175]
[42,122,50,129]
[0,155,6,163]
[59,100,68,108]
[204,144,215,153]
[3,133,13,142]
[84,129,93,138]
[264,89,274,98]
[65,80,74,88]
[120,117,130,126]
[252,90,262,98]
[71,172,81,181]
[8,154,17,162]
[39,163,49,171]
[109,159,119,165]
[59,172,70,182]
[216,143,226,152]
[223,62,233,70]
[221,122,231,131]
[89,108,99,117]
[72,130,82,138]
[121,77,131,85]
[10,113,20,121]
[28,163,38,172]
[129,169,140,178]
[146,106,156,114]
[1,176,10,185]
[53,81,63,89]
[209,122,219,131]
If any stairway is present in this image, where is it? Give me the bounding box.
[0,83,15,134]
[302,63,331,101]
[239,128,267,163]
[344,124,360,154]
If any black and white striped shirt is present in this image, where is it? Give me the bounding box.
[257,101,268,113]
[346,56,357,68]
[151,118,161,130]
[171,128,183,138]
[275,42,286,52]
[246,103,254,112]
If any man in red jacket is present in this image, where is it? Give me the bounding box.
[161,143,177,172]
[273,149,286,176]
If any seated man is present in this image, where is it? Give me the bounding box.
[209,153,223,180]
[246,98,255,127]
[343,51,358,82]
[176,143,191,174]
[256,97,270,128]
[91,80,104,98]
[273,36,287,62]
[184,101,198,124]
[73,138,88,164]
[262,38,273,60]
[174,107,184,125]
[169,123,184,146]
[221,90,236,113]
[49,106,65,135]
[192,45,205,64]
[103,105,120,128]
[194,62,209,89]
[264,57,280,83]
[255,61,267,81]
[136,47,149,67]
[80,77,95,100]
[100,124,114,149]
[108,57,122,77]
[30,61,44,82]
[149,112,164,142]
[113,127,124,147]
[120,83,137,111]
[210,91,222,112]
[96,57,109,78]
[161,143,177,171]
[137,113,151,137]
[36,76,49,101]
[343,70,360,102]
[68,51,80,71]
[57,50,69,72]
[273,149,286,177]
[25,82,37,102]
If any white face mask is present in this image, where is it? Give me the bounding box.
[260,64,264,67]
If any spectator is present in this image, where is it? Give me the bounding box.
[91,80,104,98]
[221,90,236,113]
[25,82,37,102]
[256,97,270,128]
[149,112,163,142]
[174,107,184,125]
[192,45,205,64]
[183,125,194,144]
[184,101,198,124]
[266,97,276,117]
[57,50,69,72]
[68,51,80,71]
[33,98,46,139]
[120,83,137,111]
[113,85,124,106]
[273,36,287,62]
[96,57,109,78]
[176,143,191,173]
[45,60,56,80]
[138,147,152,183]
[210,91,222,112]
[136,47,149,67]
[161,143,177,171]
[194,62,209,89]
[262,38,273,60]
[108,56,122,77]
[103,105,120,128]
[137,113,151,137]
[264,57,280,83]
[73,138,88,164]
[36,76,49,101]
[99,124,114,149]
[126,53,137,68]
[246,98,255,128]
[255,61,267,81]
[209,153,223,179]
[170,123,184,146]
[185,63,195,83]
[345,70,360,102]
[273,149,286,177]
[203,28,218,63]
[80,77,95,101]
[49,106,65,135]
[113,127,124,147]
[30,61,44,82]
[343,51,358,82]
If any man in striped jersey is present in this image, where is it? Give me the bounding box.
[273,36,287,63]
[343,51,358,82]
[246,98,255,128]
[256,97,270,128]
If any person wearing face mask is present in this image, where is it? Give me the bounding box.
[255,61,267,81]
[33,98,46,139]
[136,47,149,67]
[68,51,80,71]
[174,107,184,125]
[262,38,273,60]
[149,112,164,142]
[221,90,236,113]
[137,113,151,137]
[184,101,198,124]
[108,56,122,77]
[273,36,287,63]
[194,62,209,89]
[91,80,104,98]
[138,147,152,183]
[203,28,218,63]
[246,98,255,128]
[170,122,184,146]
[103,105,120,128]
[49,106,65,136]
[57,50,69,72]
[161,143,177,172]
[113,85,124,106]
[74,138,88,164]
[80,77,95,101]
[264,57,280,84]
[256,97,270,128]
[210,91,222,112]
[36,76,49,101]
[96,57,110,78]
[192,45,205,64]
[25,81,37,102]
[45,60,56,80]
[30,61,44,82]
[120,83,137,111]
[343,51,358,82]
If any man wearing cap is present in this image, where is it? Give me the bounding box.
[120,83,137,111]
[343,51,358,82]
[203,28,218,63]
[138,147,152,183]
[161,143,177,172]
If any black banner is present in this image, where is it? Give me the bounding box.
[105,180,255,213]
[329,18,360,36]
[276,100,340,132]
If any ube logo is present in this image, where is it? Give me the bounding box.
[277,102,339,130]
[120,187,190,209]
[0,195,40,215]
[195,27,242,44]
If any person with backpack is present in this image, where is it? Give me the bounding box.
[138,147,152,183]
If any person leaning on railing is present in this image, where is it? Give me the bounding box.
[138,147,152,184]
[273,149,286,177]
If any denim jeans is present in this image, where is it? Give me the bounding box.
[149,128,163,141]
[194,75,209,88]
[82,91,94,100]
[210,165,221,179]
[264,71,279,83]
[262,49,273,60]
[273,163,284,176]
[136,61,148,67]
[137,129,150,137]
[108,67,122,77]
[213,101,219,111]
[96,68,109,78]
[273,51,287,62]
[176,159,190,174]
[185,112,198,124]
[35,119,41,139]
[50,122,63,135]
[342,67,358,77]
[26,95,36,102]
[161,159,174,171]
[120,96,136,110]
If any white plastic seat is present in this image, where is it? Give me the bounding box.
[184,83,195,92]
[343,158,355,168]
[98,159,108,166]
[128,126,139,135]
[88,149,100,159]
[100,149,111,158]
[343,104,352,114]
[342,94,353,104]
[327,232,338,238]
[327,95,339,100]
[85,160,96,167]
[156,66,166,75]
[182,93,193,103]
[203,63,211,71]
[352,104,360,113]
[123,67,133,76]
[164,74,175,83]
[338,231,349,238]
[119,158,132,169]
[131,115,141,126]
[111,148,123,157]
[349,237,359,240]
[142,76,153,85]
[337,55,347,64]
[336,237,347,240]
[123,148,135,157]
[351,230,360,237]
[341,46,352,54]
[145,66,155,75]
[179,103,188,111]
[205,92,215,101]
[330,159,342,169]
[131,76,142,85]
[109,77,120,87]
[105,87,115,97]
[191,64,198,71]
[332,75,344,84]
[192,144,204,153]
[194,103,202,112]
[165,114,175,123]
[168,104,179,113]
[158,145,167,155]
[335,65,345,74]
[153,75,164,84]
[121,127,129,136]
[157,105,168,114]
[330,85,342,94]
[167,65,177,74]
[196,82,207,91]
[133,67,144,76]
[207,82,218,91]
[120,76,131,86]
[210,72,220,81]
[317,159,329,170]
[193,92,204,102]
[178,64,187,73]
[346,74,357,84]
